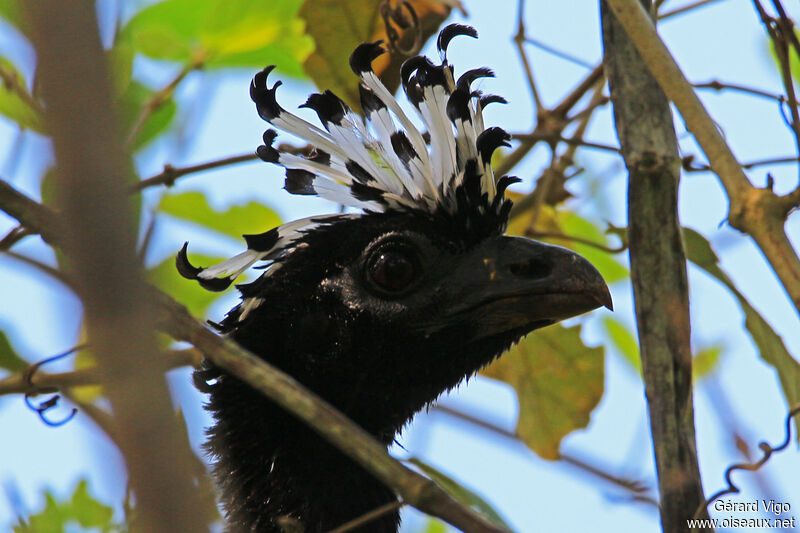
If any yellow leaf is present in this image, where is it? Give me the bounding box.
[483,323,604,460]
[299,0,453,109]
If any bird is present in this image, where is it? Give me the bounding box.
[177,23,611,533]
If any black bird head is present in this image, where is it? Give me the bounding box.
[177,23,611,533]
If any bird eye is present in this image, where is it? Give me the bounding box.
[366,247,418,295]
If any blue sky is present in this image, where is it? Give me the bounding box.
[1,1,799,532]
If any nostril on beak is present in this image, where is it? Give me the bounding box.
[509,259,552,280]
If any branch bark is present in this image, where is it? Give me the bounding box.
[602,0,800,319]
[601,2,709,531]
[22,2,205,531]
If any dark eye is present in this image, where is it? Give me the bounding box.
[366,248,418,294]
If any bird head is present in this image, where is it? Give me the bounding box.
[177,24,611,436]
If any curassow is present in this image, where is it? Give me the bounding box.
[178,24,611,533]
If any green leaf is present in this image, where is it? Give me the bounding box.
[602,316,640,374]
[14,479,116,533]
[159,191,281,240]
[123,0,313,74]
[299,0,451,108]
[71,343,104,404]
[693,345,723,381]
[0,329,26,373]
[0,0,25,36]
[684,228,800,428]
[482,323,604,460]
[109,36,135,97]
[119,81,177,150]
[558,212,628,284]
[0,56,44,132]
[408,458,514,532]
[420,518,449,533]
[148,252,229,316]
[70,480,115,529]
[768,32,800,83]
[602,315,724,382]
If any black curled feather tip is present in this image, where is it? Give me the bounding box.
[178,24,519,294]
[437,23,478,57]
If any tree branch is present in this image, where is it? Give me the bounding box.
[693,79,788,103]
[658,0,725,20]
[494,63,606,178]
[23,1,206,531]
[511,132,619,153]
[601,2,709,531]
[0,349,202,396]
[603,0,800,319]
[131,153,258,192]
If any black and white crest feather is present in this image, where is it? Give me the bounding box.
[177,24,519,311]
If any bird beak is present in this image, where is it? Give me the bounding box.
[430,236,612,340]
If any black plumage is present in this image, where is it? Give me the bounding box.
[178,25,611,533]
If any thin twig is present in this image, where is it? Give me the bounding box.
[659,0,725,20]
[522,36,595,69]
[693,79,787,103]
[495,64,605,178]
[552,64,605,118]
[525,230,627,254]
[684,155,800,172]
[21,345,85,427]
[692,405,800,522]
[511,133,618,153]
[0,225,32,251]
[566,95,611,123]
[125,59,203,149]
[0,64,45,116]
[327,501,406,533]
[3,250,74,289]
[702,379,780,503]
[131,153,258,193]
[510,78,608,220]
[513,0,544,115]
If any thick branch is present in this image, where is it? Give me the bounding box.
[603,0,800,318]
[601,2,708,531]
[23,1,205,531]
